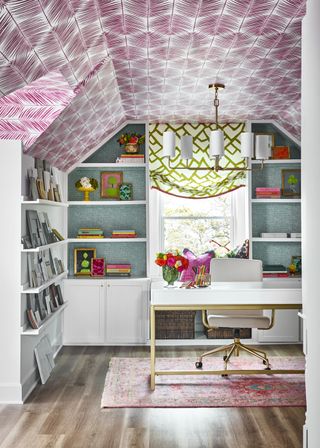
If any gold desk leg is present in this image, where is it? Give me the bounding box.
[150,305,156,390]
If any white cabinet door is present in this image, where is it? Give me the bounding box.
[257,310,300,343]
[63,280,105,344]
[105,279,149,344]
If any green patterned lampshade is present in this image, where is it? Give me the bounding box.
[149,123,247,199]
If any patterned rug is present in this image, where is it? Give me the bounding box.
[101,357,305,408]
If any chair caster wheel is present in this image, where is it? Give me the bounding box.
[223,355,227,361]
[221,374,228,377]
[263,359,268,365]
[195,361,203,369]
[264,367,271,370]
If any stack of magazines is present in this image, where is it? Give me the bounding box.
[106,264,131,276]
[116,154,145,164]
[77,228,104,239]
[256,187,281,199]
[263,264,289,278]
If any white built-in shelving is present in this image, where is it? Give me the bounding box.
[21,198,69,207]
[22,271,67,294]
[251,237,301,243]
[79,163,146,168]
[21,302,68,336]
[21,240,67,253]
[68,238,147,243]
[251,198,301,203]
[68,200,146,206]
[252,159,301,165]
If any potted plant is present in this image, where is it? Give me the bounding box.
[75,177,98,201]
[117,132,145,154]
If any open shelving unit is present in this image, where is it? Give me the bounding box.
[248,121,302,343]
[21,302,68,336]
[21,271,68,294]
[67,122,149,279]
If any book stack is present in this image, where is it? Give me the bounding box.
[111,230,137,238]
[117,154,145,164]
[256,187,281,199]
[260,233,288,238]
[106,264,131,276]
[77,228,104,239]
[263,264,289,278]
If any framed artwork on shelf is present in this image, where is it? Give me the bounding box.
[74,248,97,275]
[291,255,302,274]
[91,258,105,277]
[100,171,123,199]
[26,210,41,248]
[119,183,133,200]
[281,169,301,197]
[272,146,290,159]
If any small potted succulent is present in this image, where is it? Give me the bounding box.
[117,132,145,154]
[75,176,98,201]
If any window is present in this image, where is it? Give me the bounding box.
[161,193,233,257]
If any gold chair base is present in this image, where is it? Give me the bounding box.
[197,337,270,370]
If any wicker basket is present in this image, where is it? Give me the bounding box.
[155,311,196,339]
[205,327,252,339]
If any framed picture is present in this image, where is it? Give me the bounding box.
[91,258,105,277]
[100,171,123,199]
[281,169,301,197]
[119,183,133,201]
[74,248,96,275]
[291,255,302,273]
[272,146,290,159]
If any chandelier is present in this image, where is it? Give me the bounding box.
[162,83,272,171]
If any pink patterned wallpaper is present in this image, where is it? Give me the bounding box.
[0,0,306,171]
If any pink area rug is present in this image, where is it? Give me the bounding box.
[101,357,305,408]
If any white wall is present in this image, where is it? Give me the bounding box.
[0,141,22,402]
[302,1,320,446]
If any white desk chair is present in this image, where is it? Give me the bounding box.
[195,258,275,371]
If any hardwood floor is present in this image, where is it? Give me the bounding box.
[0,345,305,448]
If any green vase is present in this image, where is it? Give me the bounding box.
[162,265,179,287]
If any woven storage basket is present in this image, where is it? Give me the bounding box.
[205,327,252,339]
[155,311,196,339]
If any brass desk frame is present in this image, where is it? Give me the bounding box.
[150,303,303,390]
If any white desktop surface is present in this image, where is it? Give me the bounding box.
[151,280,302,307]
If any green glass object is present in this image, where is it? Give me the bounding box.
[162,265,179,287]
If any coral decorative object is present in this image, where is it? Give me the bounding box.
[75,177,98,201]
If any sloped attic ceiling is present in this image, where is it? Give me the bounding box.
[0,0,306,171]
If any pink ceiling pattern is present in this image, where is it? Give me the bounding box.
[0,0,306,170]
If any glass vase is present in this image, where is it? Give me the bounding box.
[162,265,179,287]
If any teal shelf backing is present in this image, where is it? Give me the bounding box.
[251,123,300,159]
[68,204,146,238]
[83,123,146,163]
[68,242,147,277]
[68,167,146,201]
[252,202,301,236]
[252,163,301,196]
[252,242,301,268]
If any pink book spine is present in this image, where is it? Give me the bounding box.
[107,264,131,268]
[256,188,281,192]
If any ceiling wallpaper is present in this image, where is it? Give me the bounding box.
[0,0,306,171]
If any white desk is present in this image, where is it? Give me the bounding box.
[150,280,303,390]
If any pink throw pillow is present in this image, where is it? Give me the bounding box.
[180,249,215,282]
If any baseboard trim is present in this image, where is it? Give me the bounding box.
[0,383,23,404]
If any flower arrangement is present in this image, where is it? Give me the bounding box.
[155,250,189,286]
[117,133,145,146]
[75,177,98,201]
[75,177,98,190]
